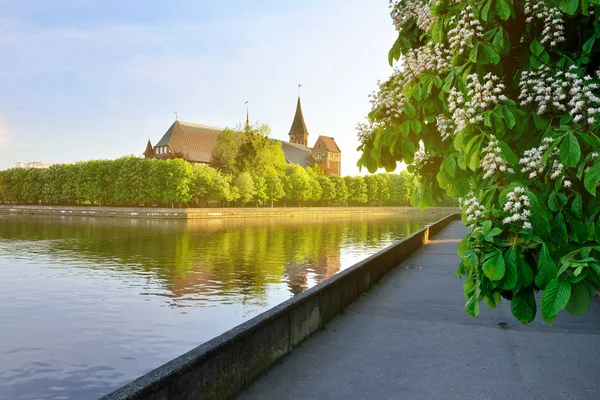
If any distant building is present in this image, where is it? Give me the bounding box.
[16,161,53,169]
[144,97,342,175]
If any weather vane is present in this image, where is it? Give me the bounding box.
[174,112,178,120]
[298,83,303,97]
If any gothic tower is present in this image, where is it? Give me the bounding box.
[288,97,309,146]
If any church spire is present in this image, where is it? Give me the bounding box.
[143,139,155,158]
[289,96,309,146]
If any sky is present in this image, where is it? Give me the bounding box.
[0,0,397,176]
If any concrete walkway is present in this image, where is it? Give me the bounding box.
[237,221,600,400]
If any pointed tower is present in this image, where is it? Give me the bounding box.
[288,97,309,146]
[143,139,155,158]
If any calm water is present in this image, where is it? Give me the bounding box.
[0,213,445,400]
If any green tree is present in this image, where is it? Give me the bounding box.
[253,176,268,205]
[359,0,600,324]
[309,177,323,204]
[234,172,256,207]
[317,176,335,205]
[285,165,312,206]
[329,175,348,205]
[211,128,242,174]
[264,171,285,207]
[235,122,287,175]
[344,176,368,205]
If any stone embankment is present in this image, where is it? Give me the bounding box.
[0,205,458,220]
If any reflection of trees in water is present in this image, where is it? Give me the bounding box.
[0,214,443,306]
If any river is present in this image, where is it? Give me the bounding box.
[0,212,448,399]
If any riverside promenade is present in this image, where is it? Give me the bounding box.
[238,220,600,400]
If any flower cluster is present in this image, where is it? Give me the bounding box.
[549,159,564,179]
[412,143,435,170]
[502,187,532,230]
[447,7,483,55]
[524,1,565,47]
[356,118,383,144]
[519,137,554,179]
[366,68,409,127]
[404,43,452,78]
[480,136,514,179]
[389,0,433,33]
[436,114,453,141]
[459,195,485,223]
[445,73,507,138]
[519,65,600,124]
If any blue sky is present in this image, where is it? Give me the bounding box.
[0,0,396,175]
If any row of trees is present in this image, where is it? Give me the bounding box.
[0,157,419,208]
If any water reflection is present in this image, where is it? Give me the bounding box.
[0,213,445,400]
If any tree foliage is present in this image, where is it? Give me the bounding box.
[0,162,418,208]
[359,0,600,324]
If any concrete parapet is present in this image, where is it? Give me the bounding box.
[100,213,460,400]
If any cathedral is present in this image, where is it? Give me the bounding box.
[143,97,342,176]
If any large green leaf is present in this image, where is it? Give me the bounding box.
[535,244,558,290]
[560,132,581,168]
[565,282,591,315]
[541,279,572,325]
[496,0,512,20]
[511,288,537,324]
[571,193,583,218]
[483,252,506,281]
[500,246,518,290]
[584,158,600,195]
[559,0,579,15]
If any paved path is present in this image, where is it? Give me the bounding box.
[237,221,600,400]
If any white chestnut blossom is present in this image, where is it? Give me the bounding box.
[446,73,508,138]
[549,159,564,179]
[459,194,486,223]
[389,0,434,33]
[436,114,453,141]
[447,7,483,55]
[519,65,600,125]
[404,43,452,77]
[480,136,514,179]
[524,1,565,46]
[519,137,554,179]
[502,187,532,230]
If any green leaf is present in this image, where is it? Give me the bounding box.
[548,192,561,212]
[559,0,579,15]
[536,244,558,290]
[500,246,519,290]
[583,36,596,54]
[466,296,481,317]
[559,132,581,168]
[518,259,534,289]
[511,288,537,324]
[530,40,544,57]
[541,279,572,325]
[551,212,568,245]
[496,0,512,20]
[481,44,500,64]
[571,193,583,218]
[482,0,493,21]
[483,220,492,235]
[443,156,457,176]
[498,140,518,165]
[388,35,404,66]
[533,113,548,130]
[565,282,591,315]
[483,252,506,281]
[469,43,480,63]
[584,158,600,195]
